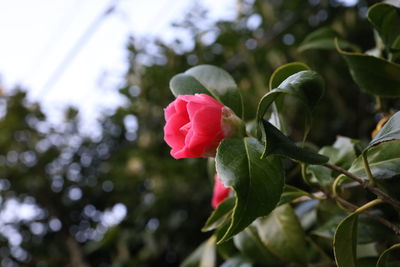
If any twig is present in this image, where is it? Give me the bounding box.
[318,186,400,235]
[323,163,400,210]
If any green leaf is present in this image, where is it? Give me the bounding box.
[277,185,314,206]
[268,62,310,90]
[349,140,400,180]
[376,243,400,267]
[181,236,217,267]
[255,204,309,263]
[307,136,358,188]
[337,44,400,97]
[261,119,328,164]
[333,212,358,267]
[367,3,400,52]
[298,27,358,52]
[170,65,243,117]
[202,197,235,232]
[257,70,324,122]
[215,137,284,243]
[367,111,400,149]
[257,70,324,141]
[233,226,281,265]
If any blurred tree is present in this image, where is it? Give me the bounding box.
[0,0,387,266]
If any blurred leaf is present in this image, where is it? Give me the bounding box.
[337,44,400,97]
[333,212,358,267]
[220,255,253,267]
[298,27,357,52]
[367,111,400,149]
[170,65,243,117]
[376,243,400,267]
[215,137,284,243]
[277,184,314,206]
[233,226,281,265]
[202,197,234,232]
[180,236,217,267]
[349,140,400,180]
[367,3,400,52]
[307,136,357,188]
[255,204,309,263]
[261,119,328,164]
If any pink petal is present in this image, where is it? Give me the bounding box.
[164,102,176,121]
[212,174,231,208]
[164,112,189,155]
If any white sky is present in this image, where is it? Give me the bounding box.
[0,0,236,132]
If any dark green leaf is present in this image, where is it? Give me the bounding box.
[202,197,235,232]
[268,62,310,90]
[170,65,243,117]
[312,216,343,240]
[298,27,358,52]
[349,140,400,180]
[337,45,400,97]
[277,185,314,206]
[255,204,309,263]
[233,226,281,265]
[215,137,284,243]
[367,3,400,52]
[257,70,324,123]
[368,111,400,149]
[376,243,400,267]
[333,212,358,267]
[181,236,217,267]
[261,119,328,164]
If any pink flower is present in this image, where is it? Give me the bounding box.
[164,94,227,159]
[212,174,231,208]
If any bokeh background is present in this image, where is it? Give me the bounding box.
[0,0,385,266]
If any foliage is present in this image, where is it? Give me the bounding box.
[1,0,400,266]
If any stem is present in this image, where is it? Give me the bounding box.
[332,174,346,198]
[362,152,376,186]
[301,163,312,186]
[354,199,383,214]
[317,186,400,234]
[323,163,400,210]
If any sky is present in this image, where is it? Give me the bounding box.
[0,0,236,132]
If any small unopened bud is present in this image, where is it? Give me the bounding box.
[221,106,245,138]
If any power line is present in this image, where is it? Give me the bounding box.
[22,0,83,82]
[36,0,120,97]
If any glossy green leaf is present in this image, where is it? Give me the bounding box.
[307,136,358,188]
[233,225,281,265]
[367,3,400,52]
[268,62,310,90]
[181,236,217,267]
[349,140,400,180]
[202,197,234,232]
[170,65,243,117]
[333,212,358,267]
[376,243,400,267]
[261,119,328,164]
[277,184,314,206]
[257,70,324,123]
[215,137,284,243]
[255,204,309,263]
[298,27,357,52]
[337,45,400,97]
[367,111,400,149]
